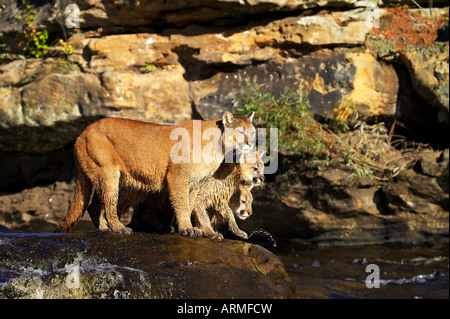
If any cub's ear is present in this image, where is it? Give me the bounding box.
[222,111,234,126]
[245,111,255,122]
[257,148,265,157]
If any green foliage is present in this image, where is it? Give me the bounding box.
[146,63,157,70]
[235,83,330,162]
[15,0,49,58]
[59,39,74,56]
[25,29,49,58]
[236,83,420,181]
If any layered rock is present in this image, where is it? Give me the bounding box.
[1,7,405,153]
[401,42,449,118]
[367,7,449,122]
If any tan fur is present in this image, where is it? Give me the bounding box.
[92,150,263,239]
[229,185,253,220]
[55,112,255,235]
[206,185,254,239]
[191,150,264,239]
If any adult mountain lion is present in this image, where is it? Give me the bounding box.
[56,112,255,236]
[88,150,264,239]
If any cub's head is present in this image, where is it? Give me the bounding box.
[221,111,256,153]
[239,149,265,189]
[229,185,253,220]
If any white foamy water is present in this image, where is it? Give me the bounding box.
[0,252,166,299]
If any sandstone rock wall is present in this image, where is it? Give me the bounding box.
[1,1,447,151]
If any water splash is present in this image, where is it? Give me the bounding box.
[248,228,277,247]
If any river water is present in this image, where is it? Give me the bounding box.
[271,242,449,299]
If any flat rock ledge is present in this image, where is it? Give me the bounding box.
[0,232,294,299]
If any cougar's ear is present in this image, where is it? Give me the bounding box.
[257,148,265,158]
[222,111,234,126]
[245,111,255,122]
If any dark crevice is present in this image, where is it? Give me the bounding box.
[393,62,450,150]
[173,44,268,82]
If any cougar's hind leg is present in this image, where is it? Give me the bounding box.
[87,191,109,231]
[97,168,132,234]
[117,188,146,220]
[55,165,93,233]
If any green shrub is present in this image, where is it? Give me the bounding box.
[235,83,420,181]
[235,84,331,162]
[15,0,49,58]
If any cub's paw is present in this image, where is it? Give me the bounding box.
[236,230,248,240]
[99,225,111,232]
[120,227,133,235]
[212,232,224,241]
[192,227,204,237]
[203,230,224,240]
[179,227,203,237]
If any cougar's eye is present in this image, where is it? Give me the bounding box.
[241,200,247,204]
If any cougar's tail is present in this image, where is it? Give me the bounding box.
[55,162,93,233]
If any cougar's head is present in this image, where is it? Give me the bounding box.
[229,185,253,220]
[221,111,256,154]
[239,149,265,189]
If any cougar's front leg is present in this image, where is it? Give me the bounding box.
[167,174,202,237]
[192,207,223,240]
[219,204,248,239]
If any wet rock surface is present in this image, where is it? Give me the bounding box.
[0,231,294,299]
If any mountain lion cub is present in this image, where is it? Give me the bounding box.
[192,150,264,239]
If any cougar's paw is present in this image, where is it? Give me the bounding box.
[98,225,111,232]
[54,222,70,233]
[236,230,248,240]
[179,227,203,237]
[120,227,133,235]
[212,232,224,241]
[109,225,132,235]
[191,227,204,237]
[203,230,223,240]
